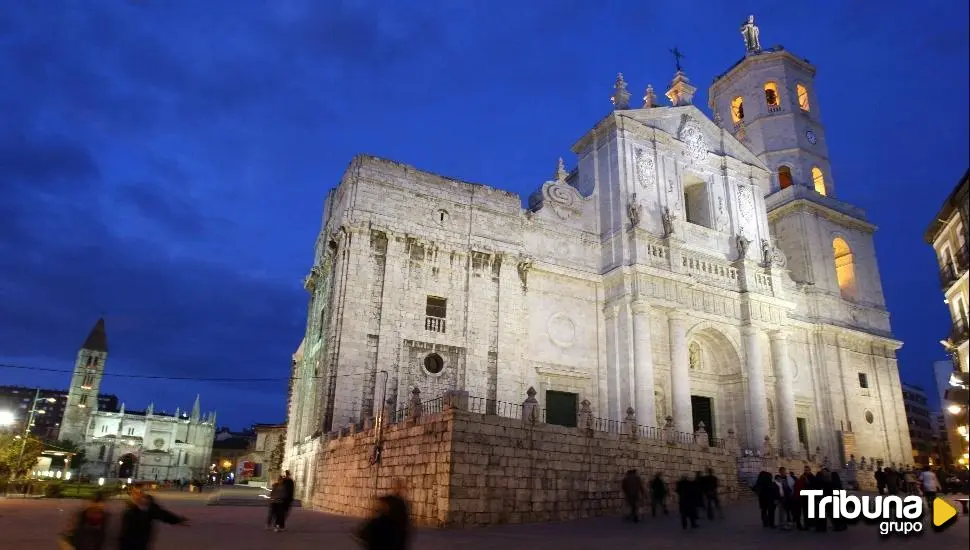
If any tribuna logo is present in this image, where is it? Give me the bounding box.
[803,490,923,536]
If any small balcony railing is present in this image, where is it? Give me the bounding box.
[767,104,783,113]
[940,264,959,290]
[956,243,969,273]
[424,316,446,334]
[949,318,969,346]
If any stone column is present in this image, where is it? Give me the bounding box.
[742,325,770,447]
[769,330,798,455]
[667,310,693,434]
[604,305,621,419]
[631,300,657,427]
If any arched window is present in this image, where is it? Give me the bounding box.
[764,82,780,109]
[777,166,793,190]
[796,84,810,111]
[832,237,857,300]
[731,96,745,123]
[811,167,826,196]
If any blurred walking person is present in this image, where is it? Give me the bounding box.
[650,473,669,517]
[676,474,699,529]
[621,469,646,523]
[266,476,286,531]
[59,493,108,550]
[700,468,722,519]
[278,470,296,531]
[356,479,411,550]
[118,483,188,550]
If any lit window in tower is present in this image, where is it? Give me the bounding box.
[833,237,857,301]
[811,167,827,196]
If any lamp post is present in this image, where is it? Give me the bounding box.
[11,389,57,484]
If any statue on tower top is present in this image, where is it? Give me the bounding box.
[741,15,761,53]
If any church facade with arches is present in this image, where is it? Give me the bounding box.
[59,319,216,482]
[284,18,912,489]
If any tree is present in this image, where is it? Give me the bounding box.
[269,432,286,475]
[0,434,44,480]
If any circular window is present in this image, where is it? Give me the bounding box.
[423,353,444,375]
[864,410,874,424]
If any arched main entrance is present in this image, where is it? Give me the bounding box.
[118,453,137,479]
[684,325,744,446]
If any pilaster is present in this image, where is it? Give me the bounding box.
[741,325,769,447]
[667,310,692,434]
[768,330,798,455]
[631,300,657,427]
[604,305,621,420]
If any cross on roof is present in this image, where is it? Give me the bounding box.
[670,47,685,72]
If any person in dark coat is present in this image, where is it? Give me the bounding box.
[829,472,847,531]
[875,467,886,495]
[700,468,722,519]
[118,484,188,550]
[60,493,108,550]
[811,470,830,532]
[753,471,778,528]
[884,467,900,495]
[357,479,411,550]
[675,475,699,529]
[650,473,669,516]
[279,470,296,531]
[267,476,286,531]
[621,469,646,522]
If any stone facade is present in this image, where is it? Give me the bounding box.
[59,319,216,481]
[285,24,914,499]
[312,404,745,527]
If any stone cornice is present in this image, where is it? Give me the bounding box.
[767,197,876,233]
[710,49,817,92]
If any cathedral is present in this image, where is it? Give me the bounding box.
[285,17,912,485]
[60,319,216,481]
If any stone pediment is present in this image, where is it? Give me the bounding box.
[528,159,590,222]
[616,106,768,173]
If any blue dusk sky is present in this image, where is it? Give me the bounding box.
[0,1,967,430]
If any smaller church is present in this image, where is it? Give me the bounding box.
[59,319,217,482]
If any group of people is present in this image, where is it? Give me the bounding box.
[875,464,943,497]
[752,464,945,532]
[621,469,723,529]
[59,483,188,550]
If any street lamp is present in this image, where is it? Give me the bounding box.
[948,404,964,415]
[0,410,16,427]
[9,390,58,484]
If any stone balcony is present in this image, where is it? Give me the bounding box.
[765,183,869,222]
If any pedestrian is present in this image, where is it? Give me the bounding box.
[811,469,830,532]
[791,469,809,530]
[875,467,886,495]
[279,470,296,531]
[59,493,108,550]
[267,476,286,532]
[918,465,941,518]
[885,467,899,495]
[118,483,188,550]
[650,473,669,517]
[700,468,722,519]
[753,471,777,528]
[829,472,847,531]
[356,479,411,550]
[621,469,646,523]
[675,475,699,529]
[777,467,794,529]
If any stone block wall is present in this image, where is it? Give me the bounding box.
[310,406,743,528]
[312,417,454,526]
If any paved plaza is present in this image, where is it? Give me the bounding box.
[1,492,967,549]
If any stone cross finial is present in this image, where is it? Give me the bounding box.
[663,416,675,444]
[408,387,422,421]
[762,435,773,457]
[642,84,657,108]
[611,73,631,110]
[555,157,568,183]
[522,386,540,424]
[623,407,638,437]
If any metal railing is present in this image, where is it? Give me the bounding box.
[466,397,522,419]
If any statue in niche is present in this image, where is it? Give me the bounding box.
[661,207,674,237]
[735,234,750,260]
[688,342,702,370]
[741,15,761,53]
[516,258,533,290]
[761,239,772,266]
[627,194,641,228]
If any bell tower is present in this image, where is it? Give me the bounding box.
[60,318,108,444]
[709,33,833,197]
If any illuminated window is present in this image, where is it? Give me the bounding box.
[797,84,810,111]
[811,167,826,196]
[764,82,780,107]
[833,237,857,300]
[777,166,793,190]
[731,96,745,123]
